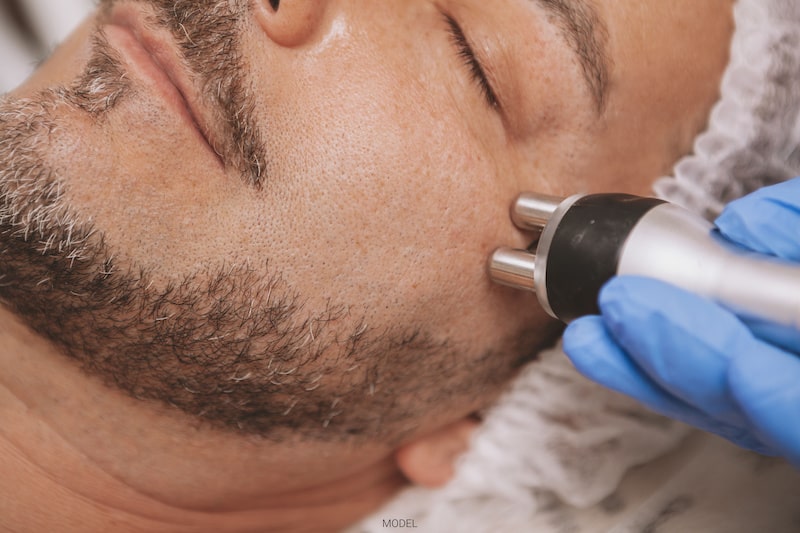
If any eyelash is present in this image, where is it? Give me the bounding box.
[444,15,500,109]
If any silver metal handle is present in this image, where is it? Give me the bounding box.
[620,204,800,329]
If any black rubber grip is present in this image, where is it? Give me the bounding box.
[546,194,665,322]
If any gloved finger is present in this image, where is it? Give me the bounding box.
[563,316,772,454]
[715,177,800,261]
[598,277,752,428]
[729,341,800,467]
[739,316,800,355]
[565,316,693,412]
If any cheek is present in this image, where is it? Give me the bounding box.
[244,51,508,327]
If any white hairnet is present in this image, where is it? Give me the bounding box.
[655,0,800,217]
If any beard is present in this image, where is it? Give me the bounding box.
[0,0,535,442]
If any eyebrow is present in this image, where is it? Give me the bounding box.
[532,0,612,113]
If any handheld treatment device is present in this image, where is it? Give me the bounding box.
[489,193,800,326]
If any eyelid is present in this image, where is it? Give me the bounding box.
[443,14,500,110]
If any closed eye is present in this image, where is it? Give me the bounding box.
[444,14,500,110]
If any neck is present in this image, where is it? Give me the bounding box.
[0,307,404,532]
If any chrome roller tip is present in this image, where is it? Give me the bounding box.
[512,193,564,232]
[489,247,537,292]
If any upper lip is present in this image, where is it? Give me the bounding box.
[106,5,225,167]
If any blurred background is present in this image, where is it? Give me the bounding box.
[0,0,94,93]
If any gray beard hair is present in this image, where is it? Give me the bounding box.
[0,82,451,443]
[0,8,530,443]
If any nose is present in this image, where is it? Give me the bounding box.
[255,0,331,48]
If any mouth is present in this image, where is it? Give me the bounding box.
[102,5,225,168]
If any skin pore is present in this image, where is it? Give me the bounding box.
[0,1,733,531]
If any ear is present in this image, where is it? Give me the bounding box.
[394,417,480,489]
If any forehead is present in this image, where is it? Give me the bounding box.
[591,0,734,79]
[595,0,734,126]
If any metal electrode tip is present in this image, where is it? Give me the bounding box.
[489,248,537,292]
[512,193,564,232]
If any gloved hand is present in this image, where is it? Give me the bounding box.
[562,178,800,467]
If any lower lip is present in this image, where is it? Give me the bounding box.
[102,23,224,167]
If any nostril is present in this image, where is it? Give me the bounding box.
[256,0,325,48]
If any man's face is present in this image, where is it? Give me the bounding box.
[2,0,731,443]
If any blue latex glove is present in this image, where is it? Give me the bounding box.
[563,178,800,467]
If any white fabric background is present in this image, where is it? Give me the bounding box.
[0,0,94,93]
